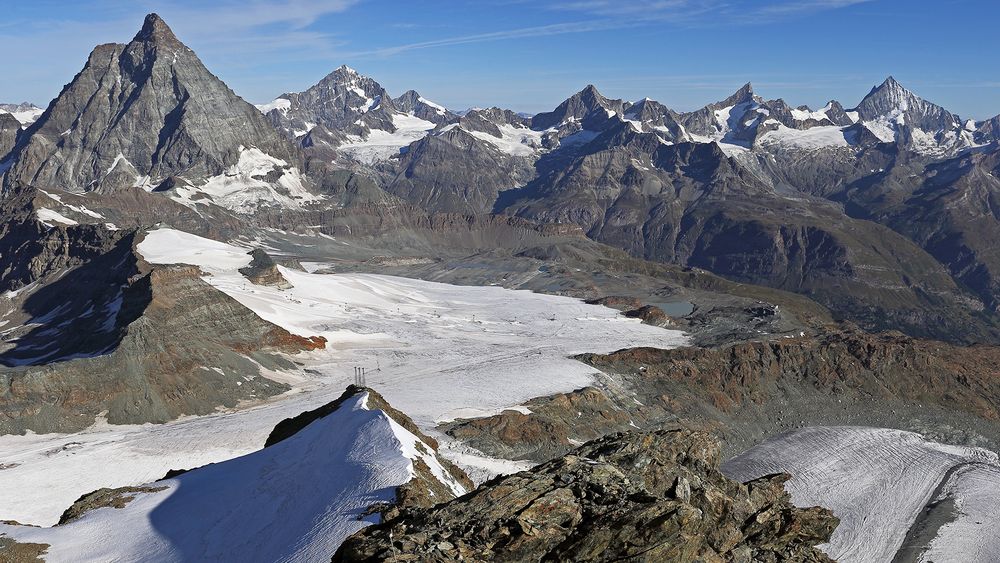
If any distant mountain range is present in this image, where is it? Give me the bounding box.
[4,12,1000,346]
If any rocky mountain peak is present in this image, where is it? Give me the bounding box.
[335,64,359,76]
[714,82,755,109]
[531,84,627,130]
[393,89,422,110]
[858,76,917,112]
[132,13,181,46]
[852,75,963,149]
[3,12,301,202]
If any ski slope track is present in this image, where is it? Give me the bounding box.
[723,426,1000,563]
[0,228,685,527]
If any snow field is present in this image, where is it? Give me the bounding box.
[722,426,1000,563]
[0,228,686,526]
[0,392,462,562]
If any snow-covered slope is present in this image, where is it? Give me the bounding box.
[0,103,44,127]
[722,426,1000,563]
[0,390,464,562]
[757,123,854,149]
[164,146,321,212]
[337,113,437,164]
[0,228,684,527]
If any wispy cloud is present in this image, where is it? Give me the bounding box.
[353,0,874,58]
[346,19,630,57]
[752,0,874,18]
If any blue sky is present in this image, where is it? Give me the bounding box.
[3,0,999,118]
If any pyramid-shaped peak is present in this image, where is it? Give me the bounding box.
[882,75,903,88]
[574,84,605,102]
[713,82,755,109]
[133,13,181,45]
[732,82,754,100]
[865,76,915,99]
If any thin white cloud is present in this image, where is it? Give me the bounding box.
[346,19,630,57]
[353,0,875,58]
[753,0,875,17]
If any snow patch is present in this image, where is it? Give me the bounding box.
[758,125,852,149]
[254,98,291,115]
[338,113,436,164]
[36,208,78,227]
[170,146,320,212]
[467,124,544,156]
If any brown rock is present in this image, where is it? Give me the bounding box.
[333,429,837,562]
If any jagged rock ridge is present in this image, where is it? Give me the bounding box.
[335,429,838,562]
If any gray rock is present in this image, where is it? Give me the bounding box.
[4,13,300,194]
[335,429,838,562]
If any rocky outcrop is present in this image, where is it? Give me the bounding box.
[623,304,673,327]
[239,249,292,289]
[0,536,48,562]
[0,186,135,293]
[392,90,457,126]
[0,112,20,159]
[57,486,168,525]
[531,84,629,132]
[446,330,1000,462]
[334,429,838,562]
[0,261,325,434]
[264,65,398,142]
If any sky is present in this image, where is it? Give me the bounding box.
[2,0,999,119]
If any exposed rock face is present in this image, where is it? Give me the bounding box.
[0,185,134,293]
[264,65,397,141]
[457,107,530,137]
[622,98,688,141]
[4,13,300,194]
[531,84,629,132]
[334,429,838,562]
[976,114,1000,144]
[262,65,457,149]
[852,77,964,145]
[445,330,1000,462]
[239,248,292,289]
[623,304,673,327]
[392,90,457,125]
[57,486,167,525]
[678,82,759,144]
[0,260,324,434]
[385,126,535,214]
[0,536,48,562]
[0,112,20,158]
